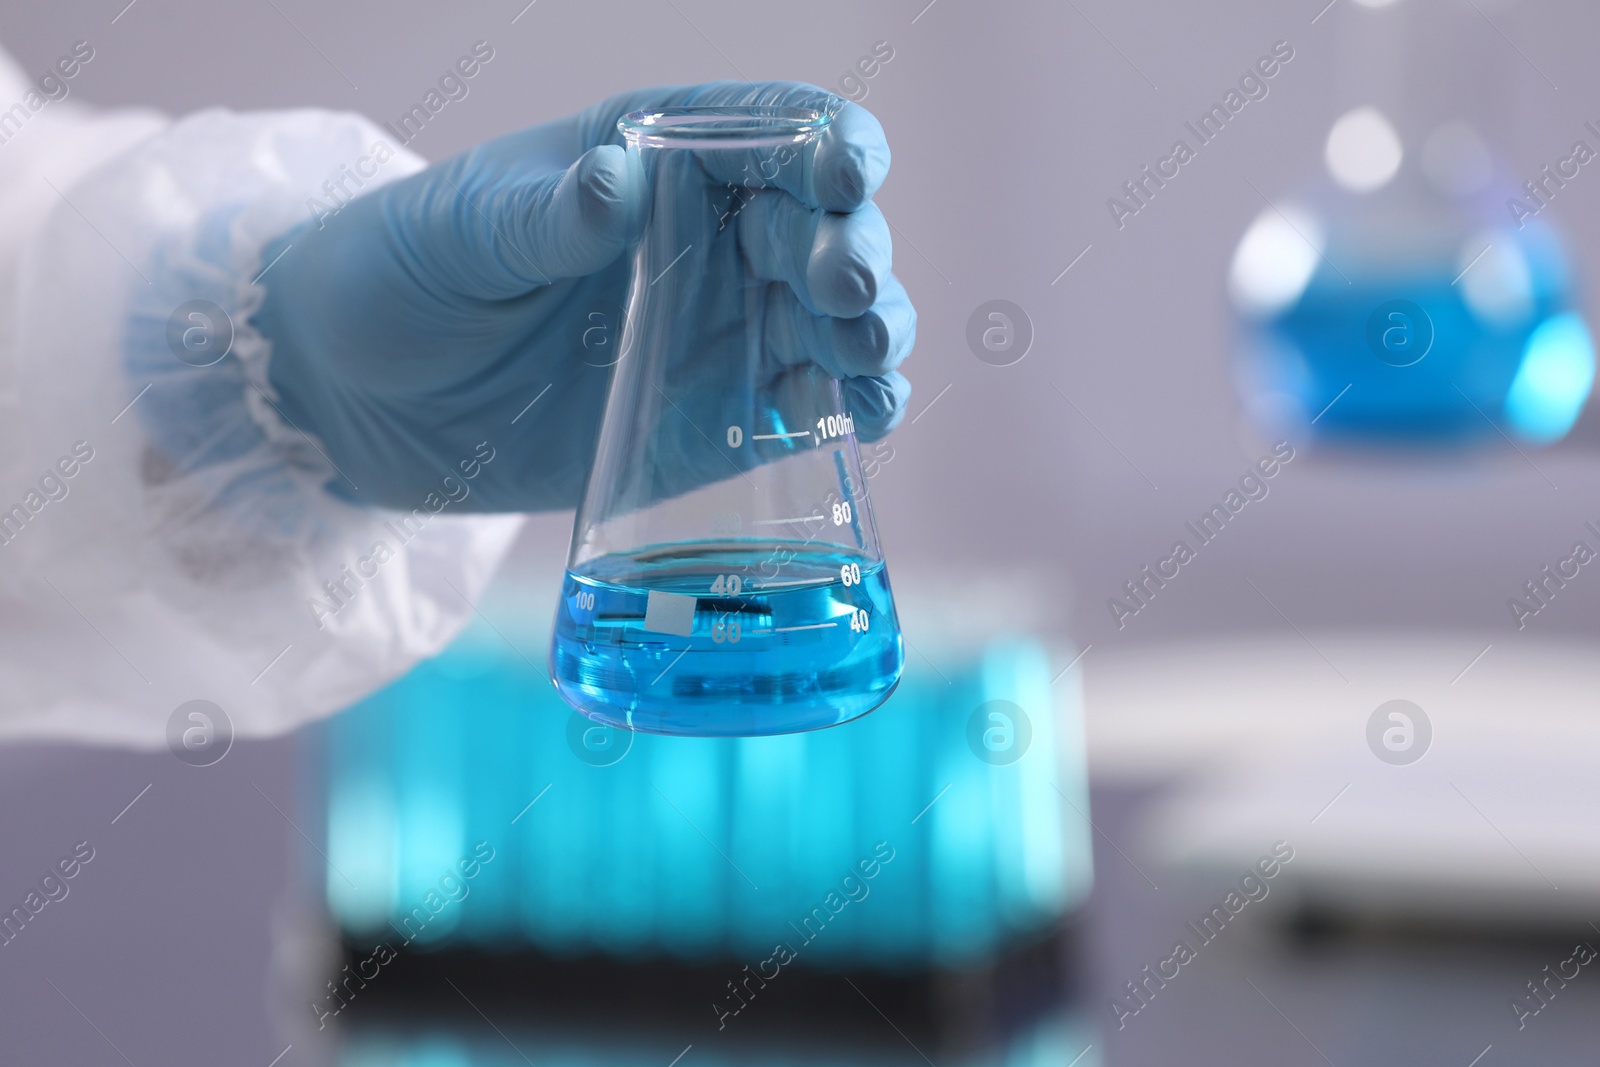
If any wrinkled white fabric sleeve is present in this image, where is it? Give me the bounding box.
[0,50,524,747]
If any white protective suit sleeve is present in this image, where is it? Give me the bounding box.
[0,45,525,747]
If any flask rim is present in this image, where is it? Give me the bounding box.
[618,105,831,149]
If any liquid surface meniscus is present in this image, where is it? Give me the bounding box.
[550,541,903,736]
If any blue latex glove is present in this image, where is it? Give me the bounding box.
[251,82,915,512]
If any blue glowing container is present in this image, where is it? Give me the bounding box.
[318,610,1090,974]
[1230,186,1594,449]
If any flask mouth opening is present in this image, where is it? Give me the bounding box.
[619,105,830,149]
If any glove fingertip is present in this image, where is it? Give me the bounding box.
[846,372,911,441]
[816,104,890,211]
[571,144,637,243]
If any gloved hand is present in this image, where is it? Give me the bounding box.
[251,82,915,513]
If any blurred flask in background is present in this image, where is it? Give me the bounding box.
[1229,0,1594,451]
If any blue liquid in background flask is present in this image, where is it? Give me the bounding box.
[1228,0,1594,451]
[550,106,904,736]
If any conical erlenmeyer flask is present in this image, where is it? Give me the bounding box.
[550,106,904,737]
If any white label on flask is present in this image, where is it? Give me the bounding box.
[643,590,698,637]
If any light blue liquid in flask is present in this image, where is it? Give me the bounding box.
[553,543,901,736]
[550,106,905,736]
